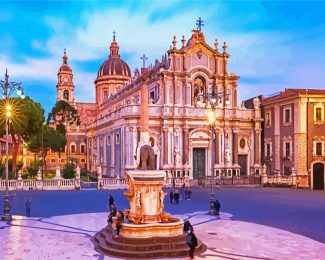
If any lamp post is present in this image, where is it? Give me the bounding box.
[205,90,218,201]
[201,84,230,214]
[0,69,24,222]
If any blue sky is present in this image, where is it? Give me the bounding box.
[0,0,325,115]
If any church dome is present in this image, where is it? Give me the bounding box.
[97,35,131,78]
[97,57,131,78]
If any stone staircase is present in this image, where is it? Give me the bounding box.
[92,225,206,258]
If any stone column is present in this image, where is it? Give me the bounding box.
[163,126,169,166]
[254,129,261,165]
[233,129,238,165]
[140,78,149,133]
[215,128,219,164]
[182,127,189,165]
[233,85,238,108]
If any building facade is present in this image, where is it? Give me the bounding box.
[22,26,263,179]
[85,27,262,180]
[262,89,325,190]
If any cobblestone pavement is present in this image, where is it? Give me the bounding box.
[0,211,324,260]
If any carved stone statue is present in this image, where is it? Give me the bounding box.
[174,147,181,165]
[138,144,156,170]
[225,147,231,164]
[262,164,267,175]
[97,165,102,178]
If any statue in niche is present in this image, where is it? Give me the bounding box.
[193,77,205,106]
[225,148,231,164]
[174,146,181,165]
[224,131,231,164]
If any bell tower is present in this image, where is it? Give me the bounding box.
[57,49,75,103]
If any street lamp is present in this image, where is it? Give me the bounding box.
[202,84,230,214]
[205,89,218,203]
[0,69,24,222]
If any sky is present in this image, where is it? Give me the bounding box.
[0,0,325,115]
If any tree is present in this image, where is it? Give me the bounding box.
[47,100,80,134]
[26,124,66,177]
[0,97,44,173]
[47,100,80,164]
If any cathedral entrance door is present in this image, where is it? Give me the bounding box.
[193,148,205,179]
[238,155,247,176]
[313,163,324,190]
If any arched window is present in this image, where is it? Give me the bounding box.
[80,143,85,154]
[149,137,155,147]
[70,143,76,154]
[116,133,120,144]
[63,90,69,101]
[193,76,206,106]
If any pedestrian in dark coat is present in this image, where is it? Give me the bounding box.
[107,203,117,225]
[215,200,221,215]
[25,198,31,217]
[188,189,192,200]
[174,189,180,204]
[170,190,174,204]
[184,189,188,201]
[186,227,198,259]
[183,220,193,232]
[109,195,114,208]
[115,210,124,236]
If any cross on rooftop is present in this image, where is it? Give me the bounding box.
[113,30,116,40]
[196,17,204,31]
[140,54,148,68]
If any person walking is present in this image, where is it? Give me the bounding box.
[183,220,193,232]
[174,189,180,204]
[107,203,117,225]
[188,189,192,200]
[184,189,188,201]
[25,198,31,217]
[169,190,174,204]
[186,227,198,259]
[109,195,114,208]
[215,199,221,215]
[115,210,124,237]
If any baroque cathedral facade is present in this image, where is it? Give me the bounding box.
[54,26,262,180]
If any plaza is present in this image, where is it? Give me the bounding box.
[1,187,324,259]
[1,1,325,259]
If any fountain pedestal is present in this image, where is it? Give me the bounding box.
[124,170,167,224]
[121,170,183,238]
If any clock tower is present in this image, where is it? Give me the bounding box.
[57,49,75,103]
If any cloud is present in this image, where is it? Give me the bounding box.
[0,55,57,79]
[9,5,218,103]
[1,1,325,107]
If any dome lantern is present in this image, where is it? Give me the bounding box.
[97,33,131,79]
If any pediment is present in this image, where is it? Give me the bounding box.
[183,42,216,73]
[185,42,215,59]
[189,129,210,140]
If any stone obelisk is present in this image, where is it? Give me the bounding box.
[139,69,150,144]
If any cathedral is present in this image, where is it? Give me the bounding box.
[53,24,262,180]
